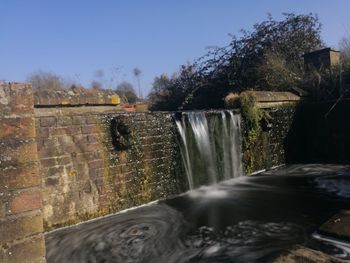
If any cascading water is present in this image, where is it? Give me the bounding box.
[175,111,243,189]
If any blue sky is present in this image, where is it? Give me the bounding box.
[1,0,350,96]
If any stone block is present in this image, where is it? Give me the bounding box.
[89,168,104,181]
[40,116,56,127]
[0,84,11,114]
[0,139,38,168]
[0,117,35,140]
[8,189,42,215]
[72,152,94,162]
[86,115,99,124]
[56,156,71,166]
[87,134,99,143]
[72,116,86,125]
[0,163,40,190]
[88,160,104,170]
[35,127,49,138]
[81,125,100,134]
[73,134,89,144]
[57,135,74,146]
[45,166,65,178]
[0,203,6,219]
[7,235,46,263]
[57,116,72,126]
[0,211,43,243]
[64,126,81,136]
[39,158,57,168]
[45,177,59,186]
[9,84,35,116]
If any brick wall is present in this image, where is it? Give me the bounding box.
[0,83,46,263]
[35,107,186,230]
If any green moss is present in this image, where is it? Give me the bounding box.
[240,93,264,174]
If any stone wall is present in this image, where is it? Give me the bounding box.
[0,83,46,263]
[35,107,186,230]
[225,91,299,174]
[242,105,297,174]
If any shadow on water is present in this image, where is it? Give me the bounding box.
[46,164,350,263]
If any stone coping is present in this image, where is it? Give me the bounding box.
[33,89,121,107]
[240,91,300,103]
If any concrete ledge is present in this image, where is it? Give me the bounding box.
[242,91,300,108]
[241,91,300,103]
[270,246,347,263]
[318,210,350,241]
[225,91,301,109]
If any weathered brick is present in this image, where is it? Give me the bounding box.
[86,115,99,124]
[35,138,45,152]
[45,177,59,186]
[0,163,40,190]
[75,141,99,152]
[0,117,35,140]
[72,116,86,125]
[9,84,34,116]
[0,204,6,219]
[65,126,81,136]
[88,160,104,169]
[73,134,88,144]
[39,158,56,167]
[87,134,99,143]
[0,139,37,168]
[56,156,71,165]
[57,116,72,126]
[35,127,49,138]
[81,125,100,134]
[8,189,42,215]
[72,152,94,162]
[0,211,43,243]
[0,84,11,115]
[57,136,74,147]
[7,235,46,263]
[45,166,64,177]
[37,138,62,158]
[89,168,104,181]
[40,116,56,127]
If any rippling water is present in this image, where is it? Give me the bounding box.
[46,164,350,263]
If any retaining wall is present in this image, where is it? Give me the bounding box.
[241,105,297,174]
[0,83,46,263]
[35,108,186,230]
[3,83,349,262]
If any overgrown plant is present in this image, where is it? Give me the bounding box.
[148,13,323,111]
[239,93,262,174]
[239,92,273,173]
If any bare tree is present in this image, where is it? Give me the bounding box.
[116,81,138,103]
[27,71,65,90]
[133,67,142,99]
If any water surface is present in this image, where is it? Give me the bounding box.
[46,164,350,263]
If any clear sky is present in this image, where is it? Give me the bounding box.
[1,0,350,96]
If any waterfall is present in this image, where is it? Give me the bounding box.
[175,111,243,189]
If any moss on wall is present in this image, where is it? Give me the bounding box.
[239,93,297,174]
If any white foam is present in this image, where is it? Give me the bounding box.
[204,244,221,255]
[188,186,229,199]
